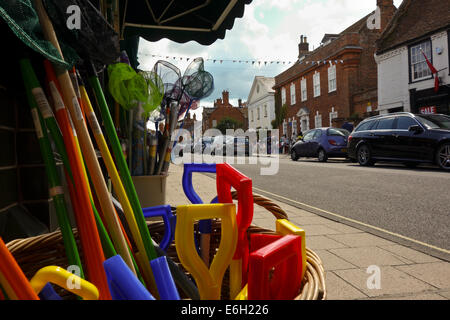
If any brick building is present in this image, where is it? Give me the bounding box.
[273,0,396,138]
[375,0,450,115]
[202,90,248,132]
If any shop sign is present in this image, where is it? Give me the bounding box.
[419,106,437,114]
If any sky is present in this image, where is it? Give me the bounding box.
[138,0,403,124]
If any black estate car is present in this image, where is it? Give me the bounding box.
[347,113,450,170]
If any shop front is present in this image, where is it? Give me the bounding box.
[410,86,450,115]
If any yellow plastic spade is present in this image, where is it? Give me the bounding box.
[30,266,99,300]
[175,204,238,300]
[276,219,307,280]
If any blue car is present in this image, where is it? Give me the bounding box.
[291,127,350,162]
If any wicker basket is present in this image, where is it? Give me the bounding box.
[6,192,326,300]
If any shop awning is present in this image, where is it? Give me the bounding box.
[119,0,253,45]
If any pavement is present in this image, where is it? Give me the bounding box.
[165,162,450,300]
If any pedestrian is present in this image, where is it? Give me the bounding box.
[280,135,285,154]
[284,135,290,154]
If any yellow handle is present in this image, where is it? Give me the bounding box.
[175,204,238,300]
[80,85,159,292]
[276,219,307,280]
[229,259,242,299]
[30,266,99,300]
[234,284,248,300]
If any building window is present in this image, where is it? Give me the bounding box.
[251,110,254,122]
[264,105,268,117]
[313,72,321,97]
[212,119,217,127]
[301,78,307,101]
[282,121,287,135]
[314,111,322,128]
[328,64,336,92]
[329,107,338,127]
[257,107,260,120]
[410,40,432,81]
[290,83,296,105]
[281,87,286,105]
[292,119,297,136]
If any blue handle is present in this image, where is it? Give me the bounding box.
[182,163,217,204]
[182,163,218,248]
[38,283,63,300]
[142,205,176,251]
[150,256,181,300]
[104,255,155,300]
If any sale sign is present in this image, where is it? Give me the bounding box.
[419,106,437,114]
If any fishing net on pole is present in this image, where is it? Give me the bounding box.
[43,0,120,68]
[108,62,149,111]
[0,0,80,69]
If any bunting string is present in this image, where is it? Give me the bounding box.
[138,52,345,67]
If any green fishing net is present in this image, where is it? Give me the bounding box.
[0,0,79,69]
[140,71,164,114]
[108,62,148,111]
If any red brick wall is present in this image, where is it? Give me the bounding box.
[204,106,248,131]
[274,6,398,136]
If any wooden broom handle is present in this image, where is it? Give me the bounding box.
[33,0,136,277]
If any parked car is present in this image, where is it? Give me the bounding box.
[209,135,251,156]
[192,136,214,153]
[347,112,450,170]
[291,127,350,162]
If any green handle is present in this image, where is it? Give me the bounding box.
[88,74,157,261]
[20,59,84,278]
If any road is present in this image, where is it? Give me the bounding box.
[211,155,450,258]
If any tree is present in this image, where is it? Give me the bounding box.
[215,117,243,134]
[271,89,288,129]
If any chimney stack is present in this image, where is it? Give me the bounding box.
[377,0,395,32]
[298,35,310,59]
[222,90,229,106]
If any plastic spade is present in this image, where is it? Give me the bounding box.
[30,266,99,300]
[216,163,254,298]
[247,234,303,300]
[142,205,176,252]
[175,204,237,300]
[182,163,217,264]
[276,219,307,281]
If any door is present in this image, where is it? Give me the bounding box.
[309,129,323,156]
[394,116,434,161]
[371,117,397,158]
[295,130,315,157]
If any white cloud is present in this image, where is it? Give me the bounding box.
[139,0,405,123]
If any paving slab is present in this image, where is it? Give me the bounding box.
[289,216,338,226]
[305,235,349,250]
[328,233,397,248]
[381,245,441,264]
[372,292,447,300]
[395,262,450,289]
[324,272,367,300]
[322,221,365,234]
[314,250,357,271]
[438,290,450,299]
[329,247,412,268]
[292,223,342,236]
[334,266,435,298]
